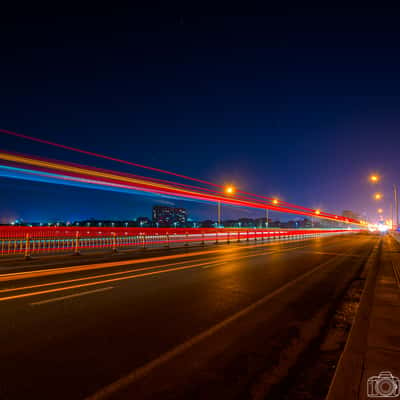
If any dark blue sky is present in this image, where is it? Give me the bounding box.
[1,6,399,223]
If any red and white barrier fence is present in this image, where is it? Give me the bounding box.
[0,227,362,259]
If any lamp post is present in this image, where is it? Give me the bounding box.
[394,185,399,229]
[312,209,321,228]
[266,198,279,228]
[218,185,235,227]
[367,174,399,229]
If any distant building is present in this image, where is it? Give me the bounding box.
[152,206,188,227]
[152,206,175,226]
[174,208,188,226]
[342,210,360,221]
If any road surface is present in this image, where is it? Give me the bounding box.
[0,233,377,399]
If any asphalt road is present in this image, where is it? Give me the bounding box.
[0,233,377,400]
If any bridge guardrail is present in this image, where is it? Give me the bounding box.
[0,227,361,259]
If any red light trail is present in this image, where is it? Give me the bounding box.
[0,128,334,214]
[0,128,220,187]
[0,149,361,224]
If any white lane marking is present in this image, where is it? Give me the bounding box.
[30,286,114,306]
[300,251,362,258]
[0,244,309,298]
[85,255,341,400]
[201,264,218,269]
[0,236,320,281]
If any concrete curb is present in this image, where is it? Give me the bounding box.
[325,238,381,400]
[390,231,400,244]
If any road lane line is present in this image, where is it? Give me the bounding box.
[300,251,363,257]
[0,263,220,302]
[0,237,317,282]
[85,254,344,400]
[0,244,311,302]
[0,246,305,301]
[0,257,217,294]
[30,286,114,306]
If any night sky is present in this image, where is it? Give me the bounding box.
[1,6,399,223]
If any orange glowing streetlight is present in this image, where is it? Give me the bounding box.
[225,185,235,195]
[311,209,321,228]
[217,184,236,227]
[367,174,398,229]
[369,174,380,183]
[378,208,383,214]
[265,198,279,228]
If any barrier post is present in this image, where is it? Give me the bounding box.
[24,233,31,260]
[112,232,117,253]
[202,233,205,246]
[227,231,230,244]
[74,231,80,255]
[166,233,170,248]
[185,232,189,246]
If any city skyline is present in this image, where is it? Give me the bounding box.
[2,203,357,230]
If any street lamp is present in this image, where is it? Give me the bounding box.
[368,172,398,228]
[378,208,383,214]
[218,184,236,227]
[266,198,279,228]
[369,174,380,183]
[225,185,235,195]
[312,209,321,228]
